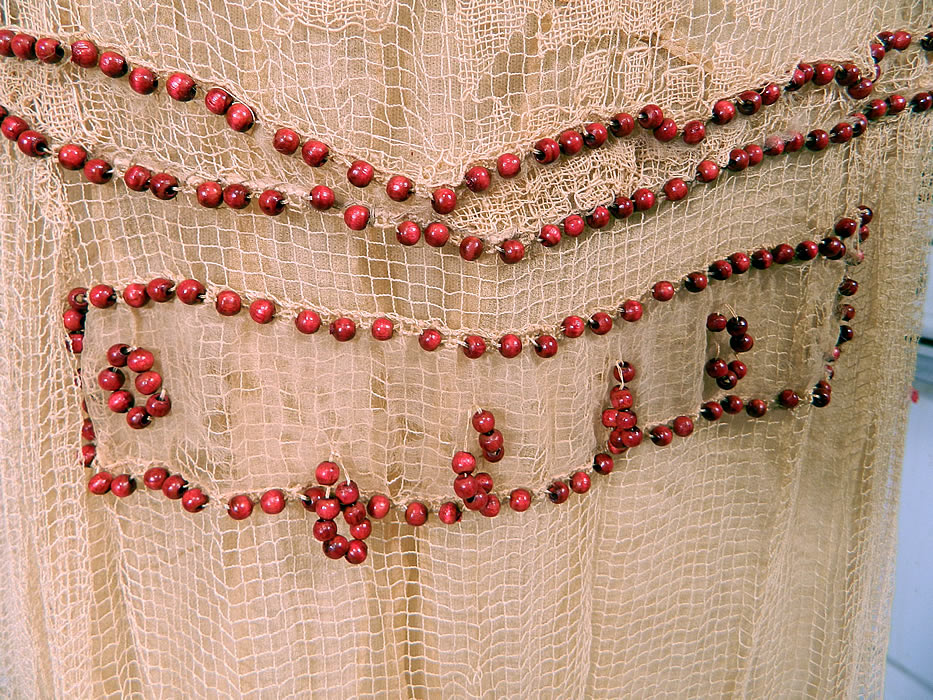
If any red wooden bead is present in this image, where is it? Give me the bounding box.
[730,333,754,353]
[650,425,673,446]
[840,304,856,321]
[570,471,591,494]
[705,358,728,377]
[272,128,301,154]
[35,37,63,63]
[778,389,800,408]
[721,395,744,414]
[126,406,151,429]
[343,205,370,230]
[143,467,169,491]
[833,63,859,87]
[620,299,642,322]
[609,196,634,219]
[539,224,562,247]
[98,51,127,77]
[562,315,586,338]
[701,401,723,421]
[149,173,179,200]
[847,79,874,99]
[632,188,655,211]
[57,143,87,170]
[922,32,933,50]
[311,461,340,487]
[127,66,158,94]
[806,129,829,151]
[310,185,334,211]
[588,312,613,335]
[123,164,151,191]
[347,160,374,187]
[0,116,27,141]
[452,451,476,475]
[462,335,486,358]
[891,30,912,50]
[83,159,112,184]
[499,239,525,264]
[613,409,637,428]
[215,290,242,316]
[471,410,495,433]
[716,371,738,390]
[315,498,341,521]
[454,474,478,500]
[593,453,614,475]
[98,367,124,391]
[145,393,171,417]
[788,65,807,91]
[887,94,907,114]
[345,539,368,564]
[682,120,705,145]
[865,99,888,120]
[258,190,285,215]
[558,130,584,155]
[302,487,325,512]
[385,174,414,202]
[367,494,391,519]
[423,222,450,247]
[532,138,560,164]
[911,92,933,113]
[711,100,735,125]
[745,143,764,166]
[176,279,205,304]
[67,287,88,312]
[534,335,558,358]
[795,240,819,261]
[729,252,751,274]
[496,153,521,178]
[88,284,116,308]
[225,494,253,520]
[301,139,330,167]
[335,480,360,505]
[729,360,747,379]
[609,112,635,136]
[204,87,233,115]
[653,117,678,142]
[498,334,522,358]
[850,114,869,137]
[613,362,636,383]
[586,206,611,229]
[763,136,784,157]
[547,480,570,504]
[727,149,749,171]
[829,122,853,144]
[106,343,129,367]
[405,502,428,526]
[431,187,457,214]
[463,166,491,193]
[583,122,608,148]
[684,272,707,292]
[563,214,586,236]
[135,371,162,395]
[478,429,503,453]
[672,416,694,437]
[751,248,773,269]
[127,348,154,372]
[108,474,135,498]
[785,132,805,152]
[736,90,762,115]
[746,399,768,418]
[70,40,99,68]
[418,328,442,351]
[652,281,675,301]
[329,317,356,341]
[819,237,846,259]
[509,488,532,512]
[88,471,112,495]
[81,418,96,442]
[637,104,664,130]
[459,236,483,261]
[248,299,275,324]
[62,308,84,331]
[663,178,688,201]
[17,130,48,157]
[166,72,196,101]
[696,160,720,183]
[192,181,222,207]
[438,502,461,525]
[226,103,254,131]
[180,488,207,513]
[772,243,795,264]
[143,277,172,302]
[323,535,349,559]
[797,62,815,82]
[371,317,394,340]
[614,426,643,448]
[293,310,319,335]
[760,83,781,105]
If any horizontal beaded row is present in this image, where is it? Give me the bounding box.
[61,206,869,360]
[1,25,927,215]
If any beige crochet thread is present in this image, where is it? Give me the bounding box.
[0,0,931,697]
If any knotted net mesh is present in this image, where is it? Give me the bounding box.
[0,0,931,696]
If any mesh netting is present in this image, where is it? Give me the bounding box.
[0,0,931,696]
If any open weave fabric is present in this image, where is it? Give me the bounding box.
[0,0,932,696]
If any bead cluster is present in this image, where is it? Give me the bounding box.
[99,342,171,429]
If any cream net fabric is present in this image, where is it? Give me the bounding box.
[0,0,931,696]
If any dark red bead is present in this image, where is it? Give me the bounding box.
[709,260,733,280]
[696,160,720,183]
[736,91,762,115]
[745,143,764,165]
[746,399,768,418]
[539,224,561,247]
[547,481,571,504]
[315,463,340,489]
[309,185,334,211]
[839,278,858,296]
[347,160,375,187]
[334,480,360,505]
[196,181,223,208]
[227,495,253,520]
[806,129,829,151]
[0,30,15,56]
[562,315,585,338]
[751,249,773,269]
[610,386,634,410]
[819,237,845,259]
[146,277,173,302]
[405,502,428,526]
[438,502,461,525]
[682,120,705,145]
[835,63,860,87]
[701,401,723,421]
[570,471,591,494]
[215,290,242,316]
[204,87,233,115]
[588,312,613,335]
[637,104,664,130]
[121,283,149,308]
[840,304,855,321]
[609,112,635,136]
[672,416,694,437]
[795,240,819,260]
[367,494,391,519]
[149,173,179,200]
[829,122,853,144]
[509,489,532,512]
[323,536,349,559]
[176,279,205,304]
[386,174,414,201]
[272,128,301,155]
[838,325,854,344]
[650,425,673,446]
[499,239,525,264]
[563,214,586,236]
[80,444,96,467]
[312,520,337,542]
[432,187,457,214]
[835,218,858,238]
[891,30,911,50]
[396,221,421,246]
[459,236,483,261]
[711,100,736,125]
[106,343,129,367]
[558,130,584,155]
[652,281,675,301]
[706,358,728,378]
[762,136,784,157]
[727,149,749,171]
[786,68,807,91]
[653,118,677,142]
[97,367,125,391]
[424,222,450,248]
[620,299,642,322]
[912,92,933,113]
[778,389,800,408]
[165,72,196,101]
[127,348,154,372]
[812,63,835,85]
[877,31,895,49]
[684,272,707,292]
[729,252,751,274]
[728,360,747,379]
[663,178,688,201]
[784,132,805,152]
[462,335,486,358]
[866,99,888,120]
[922,32,933,51]
[343,205,370,230]
[593,453,614,475]
[532,138,560,164]
[127,67,158,94]
[302,140,329,167]
[632,188,655,211]
[258,189,285,216]
[302,487,325,511]
[145,393,171,417]
[83,159,112,184]
[225,103,254,132]
[329,317,356,341]
[847,79,873,99]
[759,83,781,105]
[123,165,151,191]
[716,371,738,390]
[135,371,162,396]
[248,299,275,324]
[772,243,794,264]
[887,94,907,114]
[534,335,558,358]
[17,130,48,157]
[126,406,151,429]
[730,334,754,353]
[613,362,636,383]
[585,205,611,229]
[88,471,112,495]
[451,451,477,475]
[70,40,98,68]
[57,144,87,170]
[295,309,321,335]
[721,395,744,414]
[858,206,873,225]
[463,166,491,192]
[314,497,341,521]
[88,284,115,308]
[371,317,394,340]
[583,122,608,148]
[81,418,96,442]
[0,116,26,141]
[35,37,63,63]
[98,51,127,77]
[496,153,521,177]
[418,328,442,351]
